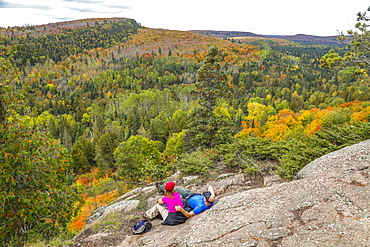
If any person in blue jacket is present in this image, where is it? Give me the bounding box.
[175,185,215,218]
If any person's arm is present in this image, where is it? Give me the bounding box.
[208,185,215,202]
[175,205,195,218]
[157,198,164,205]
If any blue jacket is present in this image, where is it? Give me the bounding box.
[188,194,213,215]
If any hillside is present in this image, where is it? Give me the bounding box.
[190,30,348,46]
[1,17,370,246]
[189,30,266,38]
[0,17,129,37]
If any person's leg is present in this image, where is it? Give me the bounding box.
[156,204,169,220]
[144,203,168,220]
[144,203,160,220]
[175,187,192,196]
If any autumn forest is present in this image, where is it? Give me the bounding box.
[1,16,370,246]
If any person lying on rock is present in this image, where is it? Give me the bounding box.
[175,185,215,218]
[142,181,188,225]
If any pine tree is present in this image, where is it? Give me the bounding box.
[321,8,370,70]
[94,132,119,171]
[185,46,234,151]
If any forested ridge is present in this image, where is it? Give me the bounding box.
[1,15,370,246]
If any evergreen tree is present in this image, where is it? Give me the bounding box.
[321,8,370,70]
[126,107,141,136]
[185,47,234,151]
[94,132,119,171]
[70,138,96,174]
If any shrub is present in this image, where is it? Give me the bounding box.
[215,136,283,170]
[277,122,370,179]
[276,134,336,180]
[176,151,212,175]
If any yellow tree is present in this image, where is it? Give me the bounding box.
[263,109,302,141]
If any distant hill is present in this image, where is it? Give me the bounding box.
[189,30,348,47]
[1,17,130,37]
[189,30,265,38]
[269,34,348,46]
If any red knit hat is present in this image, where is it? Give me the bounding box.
[164,181,175,191]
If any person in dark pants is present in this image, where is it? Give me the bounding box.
[175,185,215,218]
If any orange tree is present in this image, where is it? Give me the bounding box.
[0,46,80,246]
[69,168,123,231]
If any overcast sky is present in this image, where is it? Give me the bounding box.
[0,0,369,36]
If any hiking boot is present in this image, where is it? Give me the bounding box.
[155,181,164,194]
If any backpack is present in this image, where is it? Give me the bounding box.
[132,220,152,234]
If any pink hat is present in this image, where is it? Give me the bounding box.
[164,182,175,191]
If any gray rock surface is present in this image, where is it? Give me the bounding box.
[263,174,284,187]
[183,175,199,184]
[86,200,140,226]
[120,140,370,247]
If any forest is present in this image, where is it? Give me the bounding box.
[1,14,370,246]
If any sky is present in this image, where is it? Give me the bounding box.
[0,0,369,36]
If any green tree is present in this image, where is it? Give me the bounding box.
[94,131,119,171]
[289,91,304,112]
[126,107,141,137]
[341,9,370,67]
[164,130,185,156]
[148,111,169,145]
[185,46,234,151]
[114,135,162,182]
[70,138,96,174]
[168,109,189,135]
[0,47,79,245]
[1,116,79,245]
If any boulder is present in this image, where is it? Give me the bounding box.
[209,173,250,194]
[295,139,370,184]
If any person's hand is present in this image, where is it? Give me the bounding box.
[175,205,181,211]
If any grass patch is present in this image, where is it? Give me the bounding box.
[123,213,139,221]
[130,188,158,211]
[25,233,74,247]
[91,210,122,232]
